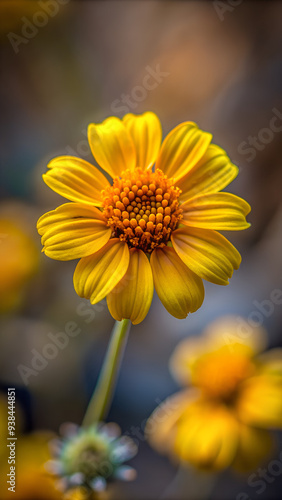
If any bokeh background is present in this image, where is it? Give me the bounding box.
[0,1,282,499]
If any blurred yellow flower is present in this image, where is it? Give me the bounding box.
[146,317,282,472]
[0,218,39,313]
[0,432,61,500]
[0,427,101,500]
[38,113,250,324]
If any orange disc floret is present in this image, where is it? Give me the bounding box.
[102,168,183,253]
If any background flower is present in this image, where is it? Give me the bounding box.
[0,431,61,500]
[147,317,282,472]
[0,204,39,313]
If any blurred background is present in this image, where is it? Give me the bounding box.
[0,1,281,499]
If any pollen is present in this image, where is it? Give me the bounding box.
[102,168,183,253]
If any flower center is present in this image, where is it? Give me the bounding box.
[102,168,182,253]
[62,434,111,480]
[192,349,255,402]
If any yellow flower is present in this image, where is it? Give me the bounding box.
[0,428,102,500]
[0,217,39,313]
[37,113,250,324]
[146,317,282,472]
[0,432,61,500]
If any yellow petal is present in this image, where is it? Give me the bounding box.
[232,424,273,473]
[146,389,199,455]
[181,192,251,230]
[174,400,238,471]
[236,374,282,429]
[172,227,241,285]
[170,337,210,386]
[178,144,239,202]
[37,203,111,260]
[155,122,212,182]
[107,248,154,325]
[43,156,109,206]
[122,112,162,170]
[147,393,240,472]
[88,116,136,178]
[150,246,204,319]
[73,239,129,304]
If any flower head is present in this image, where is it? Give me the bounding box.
[37,113,250,323]
[46,422,137,496]
[146,317,282,472]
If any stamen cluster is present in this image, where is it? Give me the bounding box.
[102,168,182,253]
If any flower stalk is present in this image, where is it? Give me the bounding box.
[82,318,131,427]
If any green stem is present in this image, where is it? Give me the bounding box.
[82,319,131,427]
